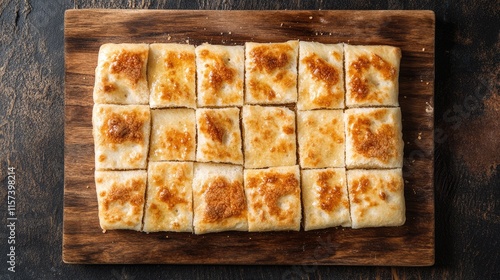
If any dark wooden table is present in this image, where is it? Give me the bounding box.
[1,1,498,279]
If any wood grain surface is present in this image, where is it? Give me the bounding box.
[63,9,435,265]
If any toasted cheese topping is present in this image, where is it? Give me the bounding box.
[95,170,147,231]
[149,109,196,161]
[317,170,344,211]
[199,49,235,93]
[298,110,345,168]
[243,106,296,168]
[101,111,146,144]
[348,113,397,164]
[244,166,301,231]
[154,129,193,160]
[197,108,243,164]
[245,41,298,104]
[250,45,291,73]
[200,112,225,143]
[246,171,299,220]
[94,44,149,105]
[100,179,144,222]
[93,105,150,170]
[148,44,196,108]
[298,42,344,110]
[301,168,350,230]
[304,53,339,88]
[110,51,145,85]
[143,162,193,232]
[347,169,405,228]
[160,51,195,103]
[203,176,246,223]
[344,45,401,107]
[152,170,189,210]
[349,54,396,103]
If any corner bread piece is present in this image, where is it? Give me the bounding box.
[95,170,147,231]
[345,107,403,169]
[143,162,193,233]
[244,165,301,232]
[298,41,344,110]
[245,40,299,104]
[148,43,196,108]
[93,104,150,170]
[149,108,196,161]
[347,169,405,229]
[192,163,248,234]
[297,110,345,168]
[242,105,296,168]
[301,168,351,231]
[196,108,243,164]
[93,43,149,105]
[344,44,401,107]
[196,43,244,107]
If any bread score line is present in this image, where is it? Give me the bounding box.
[92,41,405,234]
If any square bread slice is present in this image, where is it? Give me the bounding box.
[347,169,405,229]
[297,110,345,168]
[196,108,243,164]
[94,170,147,231]
[196,43,244,107]
[93,104,151,170]
[192,163,248,234]
[301,168,351,230]
[344,107,404,169]
[245,40,299,104]
[242,105,296,168]
[344,44,401,107]
[143,162,193,233]
[244,165,301,232]
[298,41,345,110]
[148,43,196,108]
[149,108,196,161]
[93,43,149,105]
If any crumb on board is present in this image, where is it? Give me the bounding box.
[309,16,313,19]
[102,229,106,233]
[422,47,426,51]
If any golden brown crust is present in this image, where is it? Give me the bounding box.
[149,109,196,161]
[192,163,247,234]
[298,110,345,168]
[245,41,298,104]
[196,44,244,107]
[202,176,246,223]
[94,43,149,105]
[148,44,196,108]
[298,42,344,110]
[95,170,147,231]
[196,108,243,164]
[347,169,405,229]
[345,107,403,169]
[143,162,193,232]
[242,106,296,168]
[244,166,301,232]
[344,45,401,107]
[93,104,150,170]
[301,168,351,230]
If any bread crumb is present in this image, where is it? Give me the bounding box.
[422,47,426,51]
[280,23,283,27]
[228,31,232,35]
[102,229,106,233]
[309,16,313,19]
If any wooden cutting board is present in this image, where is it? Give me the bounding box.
[64,9,435,265]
